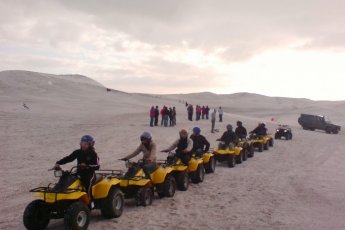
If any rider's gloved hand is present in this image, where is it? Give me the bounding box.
[53,164,61,170]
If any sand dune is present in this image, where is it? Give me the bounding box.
[1,70,344,229]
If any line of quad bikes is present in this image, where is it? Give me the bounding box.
[23,132,289,230]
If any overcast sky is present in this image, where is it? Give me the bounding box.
[1,0,345,100]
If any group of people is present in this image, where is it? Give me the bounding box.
[52,121,268,208]
[150,106,177,127]
[186,104,224,123]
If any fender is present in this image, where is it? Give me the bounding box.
[151,165,174,184]
[93,177,121,199]
[188,157,203,172]
[234,147,242,155]
[202,153,213,163]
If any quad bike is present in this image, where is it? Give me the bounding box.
[237,138,255,160]
[118,159,176,206]
[249,134,274,152]
[23,166,124,230]
[212,141,244,168]
[275,125,293,140]
[163,152,206,185]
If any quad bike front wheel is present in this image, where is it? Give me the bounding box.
[242,149,248,161]
[258,143,263,152]
[204,157,216,173]
[101,187,124,218]
[248,145,254,158]
[227,154,236,168]
[136,187,153,206]
[263,142,269,151]
[157,174,176,198]
[236,151,243,164]
[191,164,205,183]
[23,199,50,230]
[176,171,189,191]
[64,201,90,230]
[269,139,274,147]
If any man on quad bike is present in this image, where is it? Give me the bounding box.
[235,121,247,139]
[250,123,267,137]
[190,127,210,156]
[53,135,100,206]
[217,124,238,149]
[121,132,157,179]
[162,129,193,165]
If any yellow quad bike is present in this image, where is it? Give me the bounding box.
[193,150,216,174]
[118,159,176,206]
[249,134,274,152]
[164,152,205,185]
[212,142,244,168]
[237,138,255,160]
[23,166,124,230]
[157,157,189,191]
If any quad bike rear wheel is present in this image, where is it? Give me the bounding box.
[101,187,124,218]
[23,199,50,230]
[157,174,176,198]
[136,187,153,206]
[248,145,254,158]
[176,171,189,191]
[204,157,216,173]
[263,142,269,151]
[191,164,205,183]
[64,201,90,230]
[228,155,236,168]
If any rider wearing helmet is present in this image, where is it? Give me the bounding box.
[162,129,193,165]
[190,127,210,155]
[235,121,248,139]
[53,135,100,205]
[217,125,238,149]
[122,132,157,179]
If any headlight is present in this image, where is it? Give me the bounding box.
[284,130,287,132]
[276,129,279,132]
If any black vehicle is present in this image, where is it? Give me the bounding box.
[298,114,341,134]
[275,125,292,140]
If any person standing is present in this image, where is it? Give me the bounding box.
[154,106,159,126]
[211,109,216,133]
[160,106,165,126]
[163,106,169,127]
[150,106,155,127]
[172,107,177,126]
[201,106,206,119]
[205,106,210,120]
[169,107,173,126]
[218,107,223,122]
[187,104,193,121]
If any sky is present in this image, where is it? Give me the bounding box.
[0,0,345,100]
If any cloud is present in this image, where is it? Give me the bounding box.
[0,0,345,99]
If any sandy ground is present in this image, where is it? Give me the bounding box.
[1,70,345,230]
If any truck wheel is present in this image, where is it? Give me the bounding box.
[101,187,124,218]
[136,187,153,206]
[23,200,50,230]
[274,134,279,139]
[176,171,189,191]
[64,201,90,230]
[333,130,339,134]
[228,155,236,168]
[290,133,293,139]
[205,157,216,173]
[191,164,205,183]
[269,139,274,147]
[236,151,243,164]
[157,174,176,198]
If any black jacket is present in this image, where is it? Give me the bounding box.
[250,126,267,136]
[56,149,100,176]
[190,134,210,153]
[235,126,247,138]
[219,131,237,145]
